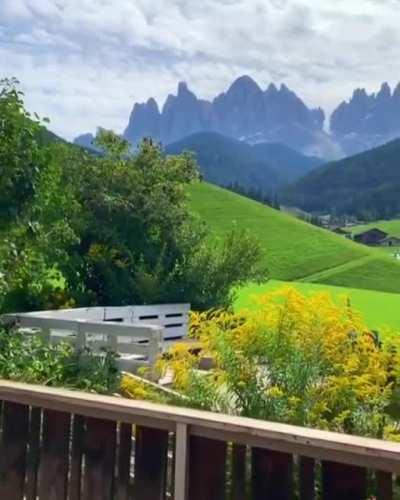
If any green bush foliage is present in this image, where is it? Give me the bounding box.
[0,325,120,394]
[0,79,266,313]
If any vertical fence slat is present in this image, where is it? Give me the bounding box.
[188,435,227,500]
[25,407,41,500]
[116,423,132,500]
[251,448,292,500]
[134,425,169,500]
[174,423,189,500]
[377,471,393,500]
[231,444,246,500]
[82,417,116,500]
[0,401,29,500]
[322,461,367,500]
[69,415,85,500]
[300,456,315,500]
[37,409,71,500]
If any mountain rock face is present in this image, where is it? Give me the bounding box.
[330,82,400,155]
[123,76,334,157]
[73,132,96,150]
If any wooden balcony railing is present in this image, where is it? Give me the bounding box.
[0,380,399,500]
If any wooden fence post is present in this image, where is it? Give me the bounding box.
[0,402,29,500]
[174,423,189,500]
[188,435,227,500]
[134,425,169,500]
[322,461,367,500]
[37,409,71,500]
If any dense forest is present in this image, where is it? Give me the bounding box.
[282,138,400,219]
[166,131,321,195]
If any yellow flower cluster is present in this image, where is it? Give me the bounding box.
[158,287,400,438]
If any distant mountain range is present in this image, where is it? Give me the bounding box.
[282,138,400,219]
[121,76,337,158]
[75,77,400,160]
[331,82,400,156]
[165,132,322,194]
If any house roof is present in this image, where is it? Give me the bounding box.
[355,228,388,239]
[381,236,400,244]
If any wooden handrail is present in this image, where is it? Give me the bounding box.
[0,380,399,472]
[0,380,399,499]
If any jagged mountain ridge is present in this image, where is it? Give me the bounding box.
[330,82,400,156]
[75,78,400,160]
[123,76,333,158]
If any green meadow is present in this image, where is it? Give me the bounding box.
[188,182,400,293]
[188,182,400,328]
[188,182,369,281]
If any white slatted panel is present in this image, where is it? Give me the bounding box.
[131,303,190,340]
[3,303,190,377]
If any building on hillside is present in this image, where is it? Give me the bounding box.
[353,228,388,245]
[380,236,400,247]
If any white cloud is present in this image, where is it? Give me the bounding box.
[1,0,400,139]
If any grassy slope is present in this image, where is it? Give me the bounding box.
[188,183,369,281]
[235,280,400,331]
[188,182,400,293]
[350,220,400,238]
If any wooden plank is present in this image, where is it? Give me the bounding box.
[69,415,85,500]
[0,401,29,500]
[376,470,393,500]
[18,316,78,331]
[231,444,246,500]
[1,381,400,473]
[79,321,159,339]
[174,423,189,500]
[25,407,41,500]
[134,426,169,500]
[188,435,226,500]
[116,423,132,500]
[322,461,367,500]
[299,456,315,500]
[37,409,71,500]
[82,417,116,500]
[251,447,292,500]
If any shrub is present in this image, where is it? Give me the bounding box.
[0,325,120,394]
[157,287,400,439]
[120,374,170,403]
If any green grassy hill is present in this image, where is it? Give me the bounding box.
[188,182,400,293]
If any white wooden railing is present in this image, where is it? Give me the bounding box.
[2,304,190,379]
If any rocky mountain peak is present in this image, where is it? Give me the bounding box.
[376,82,391,101]
[227,75,262,95]
[266,83,278,95]
[121,75,335,156]
[330,81,400,155]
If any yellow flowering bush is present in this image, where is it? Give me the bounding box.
[157,287,400,438]
[120,374,169,403]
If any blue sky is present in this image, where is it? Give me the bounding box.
[1,0,400,140]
